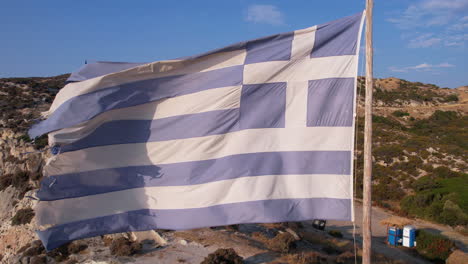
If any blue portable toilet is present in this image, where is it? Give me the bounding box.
[403,225,416,248]
[388,227,403,246]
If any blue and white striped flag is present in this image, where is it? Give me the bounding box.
[30,12,365,250]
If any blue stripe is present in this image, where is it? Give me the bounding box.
[67,61,147,82]
[37,151,351,201]
[240,83,286,129]
[307,78,355,127]
[60,109,239,152]
[37,197,351,250]
[245,32,294,64]
[311,12,363,58]
[29,65,243,138]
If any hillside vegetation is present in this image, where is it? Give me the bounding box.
[355,77,467,228]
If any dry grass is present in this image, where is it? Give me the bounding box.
[380,216,413,228]
[109,237,142,256]
[252,232,296,253]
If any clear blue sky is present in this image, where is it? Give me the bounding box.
[1,0,466,88]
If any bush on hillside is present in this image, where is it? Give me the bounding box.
[441,94,459,102]
[11,208,35,225]
[439,200,468,226]
[372,115,406,130]
[373,181,405,201]
[403,136,430,153]
[432,166,462,179]
[373,164,398,180]
[401,191,468,226]
[201,248,243,264]
[373,144,404,164]
[392,110,410,117]
[416,230,454,263]
[354,90,466,227]
[412,176,440,192]
[391,156,422,176]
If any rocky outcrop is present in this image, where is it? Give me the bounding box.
[0,128,45,262]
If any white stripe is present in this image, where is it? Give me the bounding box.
[45,127,353,176]
[243,55,357,84]
[48,86,242,145]
[48,49,246,115]
[291,26,316,59]
[285,81,309,127]
[36,174,351,227]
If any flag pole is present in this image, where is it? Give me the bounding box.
[363,1,373,264]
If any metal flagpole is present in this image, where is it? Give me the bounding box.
[363,0,374,264]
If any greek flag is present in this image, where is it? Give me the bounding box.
[30,12,365,250]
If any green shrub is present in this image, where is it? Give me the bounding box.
[421,164,434,173]
[410,111,467,152]
[412,176,440,191]
[373,181,405,201]
[374,145,404,164]
[392,110,410,117]
[442,94,459,102]
[435,175,468,213]
[392,156,422,176]
[419,149,431,159]
[416,230,454,263]
[432,166,462,179]
[17,134,32,143]
[439,200,468,226]
[401,175,468,226]
[373,164,398,180]
[33,135,48,149]
[327,230,343,238]
[372,115,405,130]
[403,136,430,153]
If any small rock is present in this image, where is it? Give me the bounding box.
[23,243,45,256]
[20,256,31,264]
[31,240,43,248]
[179,239,188,246]
[201,248,243,264]
[266,232,296,253]
[30,255,47,264]
[285,228,301,241]
[130,230,167,246]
